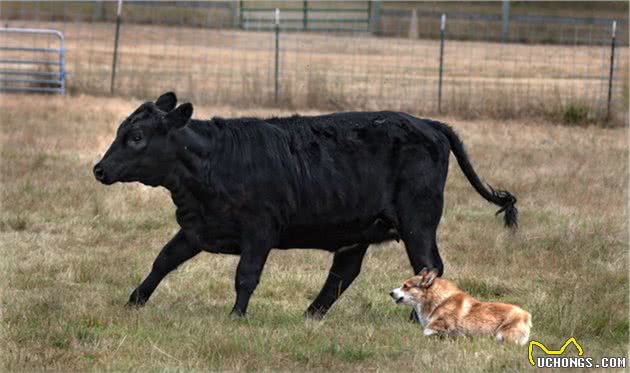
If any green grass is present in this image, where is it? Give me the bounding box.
[0,94,627,371]
[562,103,590,125]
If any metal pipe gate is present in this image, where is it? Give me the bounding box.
[0,28,66,94]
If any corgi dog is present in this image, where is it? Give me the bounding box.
[390,268,531,345]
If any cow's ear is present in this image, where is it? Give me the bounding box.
[166,103,193,129]
[155,91,177,112]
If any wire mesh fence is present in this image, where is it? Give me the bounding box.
[1,1,627,125]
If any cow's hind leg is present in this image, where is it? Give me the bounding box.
[397,187,445,322]
[398,206,444,275]
[305,244,369,319]
[404,228,443,324]
[396,182,444,276]
[127,230,200,307]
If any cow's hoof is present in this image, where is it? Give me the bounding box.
[126,290,147,308]
[229,309,247,320]
[125,301,144,309]
[304,308,326,321]
[304,312,324,321]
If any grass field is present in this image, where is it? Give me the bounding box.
[1,93,627,371]
[2,19,628,124]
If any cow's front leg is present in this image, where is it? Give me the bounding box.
[230,236,273,318]
[127,229,200,307]
[306,244,369,319]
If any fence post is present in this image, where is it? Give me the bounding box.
[93,0,105,21]
[110,0,122,95]
[502,0,510,42]
[369,0,381,35]
[438,14,446,113]
[408,9,418,39]
[274,8,280,104]
[239,0,244,29]
[606,20,617,123]
[229,1,239,28]
[303,0,308,31]
[59,31,65,94]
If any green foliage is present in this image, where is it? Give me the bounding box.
[562,103,590,124]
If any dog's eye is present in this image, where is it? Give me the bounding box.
[402,284,408,289]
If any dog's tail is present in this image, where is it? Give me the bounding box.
[433,121,518,228]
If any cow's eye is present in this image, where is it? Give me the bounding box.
[129,133,143,144]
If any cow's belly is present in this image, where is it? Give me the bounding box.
[278,216,399,250]
[188,218,398,253]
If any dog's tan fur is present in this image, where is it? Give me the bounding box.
[390,269,531,345]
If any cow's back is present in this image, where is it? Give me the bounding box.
[176,111,451,247]
[261,111,451,226]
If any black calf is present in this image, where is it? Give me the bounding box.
[95,92,517,319]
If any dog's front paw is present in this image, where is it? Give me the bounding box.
[409,310,421,323]
[423,328,438,336]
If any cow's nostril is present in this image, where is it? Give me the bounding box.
[93,164,105,181]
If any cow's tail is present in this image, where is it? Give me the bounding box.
[434,121,518,228]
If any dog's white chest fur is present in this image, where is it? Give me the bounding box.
[414,304,429,326]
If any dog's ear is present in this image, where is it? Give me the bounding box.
[421,269,438,288]
[409,276,423,288]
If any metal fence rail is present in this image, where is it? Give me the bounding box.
[0,27,66,93]
[241,1,371,32]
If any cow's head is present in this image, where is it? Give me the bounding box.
[93,92,193,186]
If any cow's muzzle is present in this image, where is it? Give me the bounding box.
[93,163,112,184]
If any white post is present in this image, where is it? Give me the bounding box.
[274,8,280,103]
[408,9,419,39]
[110,0,123,94]
[438,14,446,112]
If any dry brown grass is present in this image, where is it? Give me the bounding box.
[1,93,627,371]
[2,20,628,124]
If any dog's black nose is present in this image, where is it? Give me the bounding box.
[93,164,105,181]
[389,291,395,298]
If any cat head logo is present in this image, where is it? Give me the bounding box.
[528,337,584,366]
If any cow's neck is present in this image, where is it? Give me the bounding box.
[161,124,212,192]
[162,166,206,232]
[161,126,218,230]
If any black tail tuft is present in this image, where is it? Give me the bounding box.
[432,120,519,230]
[490,186,518,228]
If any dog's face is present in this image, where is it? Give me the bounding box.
[389,268,439,307]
